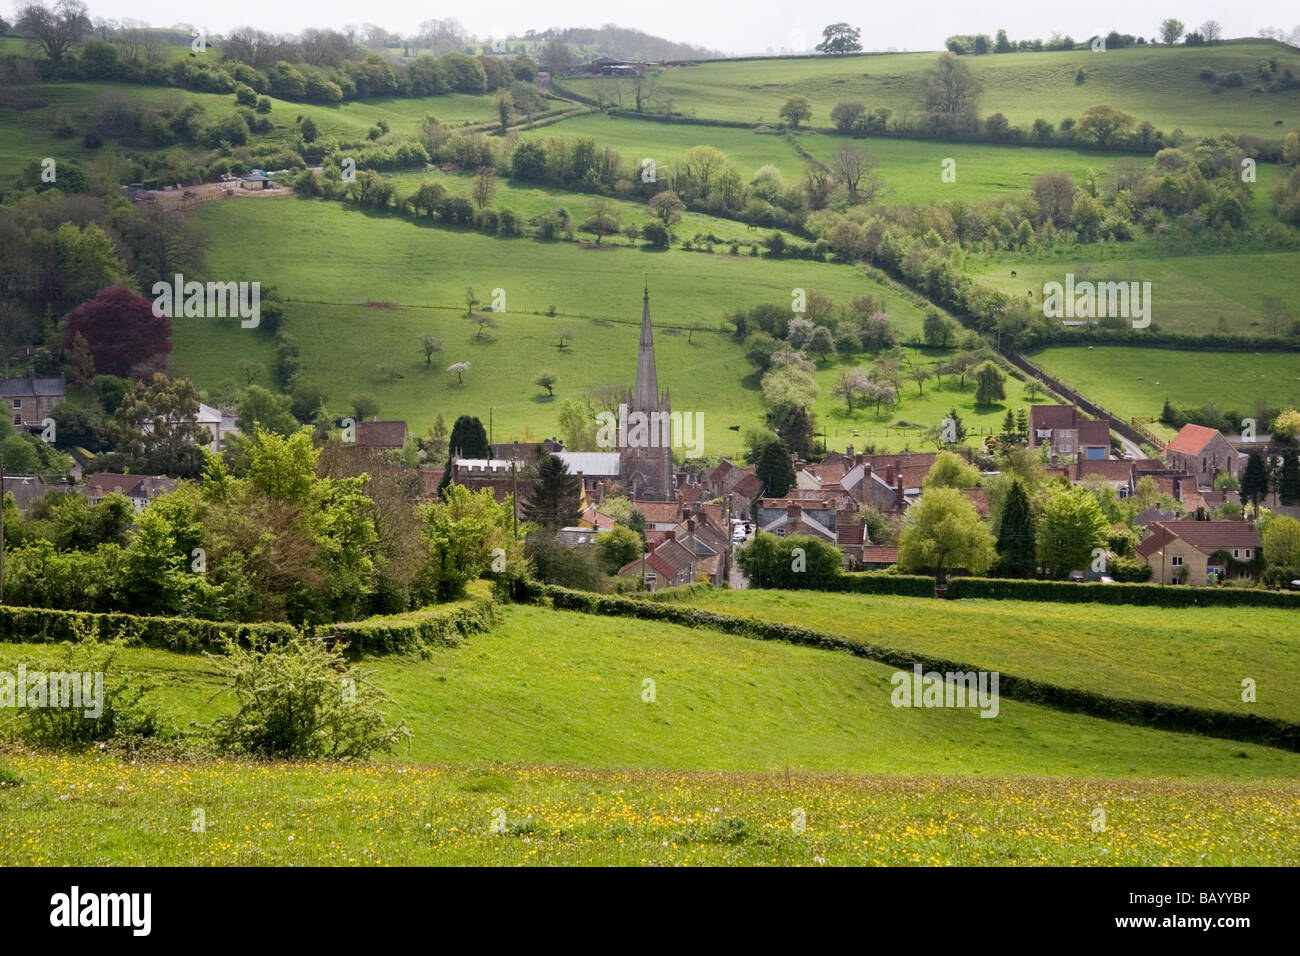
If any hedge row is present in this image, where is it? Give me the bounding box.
[824,573,938,597]
[635,582,718,603]
[325,587,499,655]
[946,577,1300,608]
[0,586,501,655]
[524,583,1300,752]
[0,604,298,652]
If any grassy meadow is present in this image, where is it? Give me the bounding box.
[521,112,1147,204]
[0,80,504,183]
[1,605,1298,777]
[671,589,1300,722]
[188,196,942,452]
[3,755,1297,865]
[3,598,1300,866]
[974,250,1300,336]
[1027,347,1300,438]
[809,344,1039,452]
[564,42,1300,138]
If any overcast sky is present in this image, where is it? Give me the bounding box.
[11,0,1297,56]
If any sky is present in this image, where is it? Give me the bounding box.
[9,0,1297,56]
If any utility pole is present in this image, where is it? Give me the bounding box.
[1,452,5,605]
[510,459,518,538]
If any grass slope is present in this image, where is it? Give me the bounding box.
[674,589,1300,722]
[1027,347,1300,438]
[975,250,1300,336]
[0,81,502,182]
[187,197,929,451]
[523,112,1145,203]
[563,42,1300,138]
[1,606,1297,778]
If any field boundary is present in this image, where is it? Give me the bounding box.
[1008,352,1167,450]
[0,586,499,656]
[518,582,1300,752]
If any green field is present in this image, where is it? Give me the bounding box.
[0,80,505,183]
[563,42,1300,138]
[3,599,1300,865]
[524,112,1145,204]
[1,605,1297,777]
[1028,347,1300,438]
[671,589,1300,722]
[976,250,1300,336]
[3,755,1297,865]
[810,345,1039,452]
[384,165,797,245]
[187,197,935,452]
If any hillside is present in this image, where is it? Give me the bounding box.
[563,41,1300,138]
[667,589,1300,722]
[1,604,1296,776]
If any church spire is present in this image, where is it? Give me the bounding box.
[634,283,659,412]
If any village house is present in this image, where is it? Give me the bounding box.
[1,376,65,427]
[1,475,52,512]
[354,420,409,453]
[1164,424,1241,487]
[617,533,697,590]
[1029,405,1111,463]
[1136,520,1262,585]
[81,473,177,512]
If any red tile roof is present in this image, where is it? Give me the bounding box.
[1137,520,1261,558]
[356,420,408,449]
[1030,405,1078,431]
[1078,419,1111,446]
[1167,424,1222,456]
[636,500,686,524]
[861,546,899,564]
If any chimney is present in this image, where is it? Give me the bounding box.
[786,503,801,519]
[885,465,895,486]
[794,460,804,472]
[846,444,854,460]
[682,508,691,522]
[686,519,695,533]
[664,529,675,540]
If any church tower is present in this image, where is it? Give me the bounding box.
[622,286,675,500]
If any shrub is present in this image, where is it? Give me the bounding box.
[3,632,167,750]
[206,637,411,758]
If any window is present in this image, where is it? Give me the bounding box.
[1233,549,1239,559]
[1243,549,1252,559]
[11,399,19,409]
[1059,443,1072,453]
[1171,555,1184,567]
[644,573,657,588]
[11,415,19,426]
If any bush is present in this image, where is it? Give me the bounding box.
[735,532,842,588]
[3,632,167,750]
[206,637,411,758]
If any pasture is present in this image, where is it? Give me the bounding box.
[187,197,931,451]
[1027,347,1300,438]
[563,42,1300,139]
